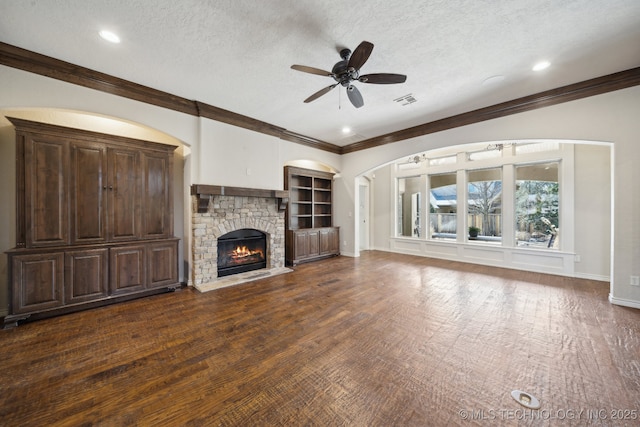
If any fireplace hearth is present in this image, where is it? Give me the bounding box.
[217,229,266,277]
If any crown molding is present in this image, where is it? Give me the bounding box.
[2,42,639,156]
[195,101,341,153]
[341,67,640,154]
[0,42,337,153]
[0,42,198,115]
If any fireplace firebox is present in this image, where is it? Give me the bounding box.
[217,229,267,277]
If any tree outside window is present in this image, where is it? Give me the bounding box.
[467,168,502,242]
[515,162,559,248]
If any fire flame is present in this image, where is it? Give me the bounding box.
[231,246,264,259]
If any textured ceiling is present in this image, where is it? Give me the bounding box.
[1,0,640,147]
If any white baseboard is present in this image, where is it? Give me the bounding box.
[340,251,357,258]
[574,272,610,282]
[609,294,640,309]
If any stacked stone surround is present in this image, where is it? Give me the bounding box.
[191,195,285,286]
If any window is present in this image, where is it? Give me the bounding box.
[515,162,559,248]
[429,173,457,240]
[397,176,422,237]
[393,141,567,251]
[467,168,502,243]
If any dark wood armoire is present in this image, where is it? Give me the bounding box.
[3,118,180,327]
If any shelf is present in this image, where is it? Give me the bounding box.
[284,166,339,265]
[313,178,332,190]
[314,191,332,204]
[290,175,312,188]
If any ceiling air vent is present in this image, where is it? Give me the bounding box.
[394,93,417,106]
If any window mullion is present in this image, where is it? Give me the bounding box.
[502,164,515,247]
[457,169,467,243]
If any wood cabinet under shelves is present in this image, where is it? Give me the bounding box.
[8,239,179,318]
[4,118,180,327]
[284,166,339,265]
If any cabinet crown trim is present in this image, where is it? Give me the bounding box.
[6,117,179,153]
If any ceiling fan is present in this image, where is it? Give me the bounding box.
[291,41,407,108]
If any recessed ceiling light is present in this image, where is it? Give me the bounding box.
[532,61,550,71]
[341,126,351,134]
[99,30,121,44]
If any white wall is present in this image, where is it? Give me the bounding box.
[371,165,392,251]
[196,119,340,189]
[574,144,611,280]
[0,125,16,315]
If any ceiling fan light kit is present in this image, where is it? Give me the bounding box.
[291,41,407,108]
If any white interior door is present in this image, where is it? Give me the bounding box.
[359,183,370,250]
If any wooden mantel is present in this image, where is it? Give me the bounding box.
[191,184,289,213]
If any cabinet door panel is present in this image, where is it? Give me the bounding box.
[65,248,109,304]
[109,245,146,294]
[108,148,140,241]
[319,228,331,255]
[70,142,107,244]
[307,229,320,257]
[147,241,178,288]
[330,227,340,254]
[293,231,309,259]
[11,253,64,314]
[319,227,340,255]
[142,152,172,238]
[25,137,69,247]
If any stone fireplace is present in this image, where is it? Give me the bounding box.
[190,185,289,291]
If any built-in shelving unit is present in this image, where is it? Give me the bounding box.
[284,166,339,265]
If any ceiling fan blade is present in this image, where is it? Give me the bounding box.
[304,84,338,103]
[359,73,407,84]
[347,41,374,71]
[291,64,334,77]
[346,85,364,108]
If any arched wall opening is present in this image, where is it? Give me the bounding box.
[283,159,340,175]
[354,139,612,288]
[0,108,191,316]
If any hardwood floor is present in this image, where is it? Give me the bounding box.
[1,251,639,426]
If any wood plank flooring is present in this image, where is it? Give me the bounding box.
[1,251,639,426]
